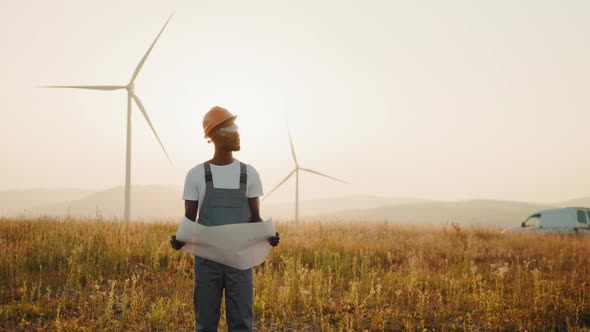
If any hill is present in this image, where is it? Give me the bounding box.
[31,185,183,221]
[2,186,587,226]
[323,199,556,227]
[558,197,590,208]
[0,188,93,216]
[2,186,429,221]
[262,195,430,219]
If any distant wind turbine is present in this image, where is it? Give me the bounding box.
[264,130,346,223]
[39,13,174,222]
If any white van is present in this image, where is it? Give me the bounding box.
[511,207,590,234]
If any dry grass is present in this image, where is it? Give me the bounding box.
[1,217,590,331]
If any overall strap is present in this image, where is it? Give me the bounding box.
[239,162,247,193]
[203,162,214,189]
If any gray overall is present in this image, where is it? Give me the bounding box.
[194,161,253,332]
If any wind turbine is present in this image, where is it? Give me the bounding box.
[264,130,346,223]
[40,14,174,222]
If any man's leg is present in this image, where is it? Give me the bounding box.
[194,258,224,332]
[224,267,253,332]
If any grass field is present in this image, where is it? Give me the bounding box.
[1,217,590,331]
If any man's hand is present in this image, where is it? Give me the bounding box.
[170,235,185,250]
[268,232,280,247]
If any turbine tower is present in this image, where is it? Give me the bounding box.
[40,14,174,222]
[264,130,346,223]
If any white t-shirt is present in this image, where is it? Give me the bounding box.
[182,159,264,211]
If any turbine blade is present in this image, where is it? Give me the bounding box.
[130,12,174,83]
[131,93,173,165]
[300,168,347,183]
[38,85,124,90]
[263,169,296,201]
[288,129,298,165]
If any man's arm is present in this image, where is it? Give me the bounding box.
[248,197,280,247]
[170,200,199,250]
[248,197,263,223]
[185,200,198,222]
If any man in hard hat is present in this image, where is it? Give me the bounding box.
[170,106,280,332]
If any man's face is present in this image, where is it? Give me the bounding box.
[210,122,240,151]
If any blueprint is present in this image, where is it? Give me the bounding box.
[175,216,276,270]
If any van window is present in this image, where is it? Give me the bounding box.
[577,210,588,224]
[524,214,541,227]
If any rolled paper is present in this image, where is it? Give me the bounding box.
[176,216,276,270]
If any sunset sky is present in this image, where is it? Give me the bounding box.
[1,0,589,203]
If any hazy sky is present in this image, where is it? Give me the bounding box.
[1,0,589,203]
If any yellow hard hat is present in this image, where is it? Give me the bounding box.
[202,106,237,138]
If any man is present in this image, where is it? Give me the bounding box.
[170,106,280,332]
